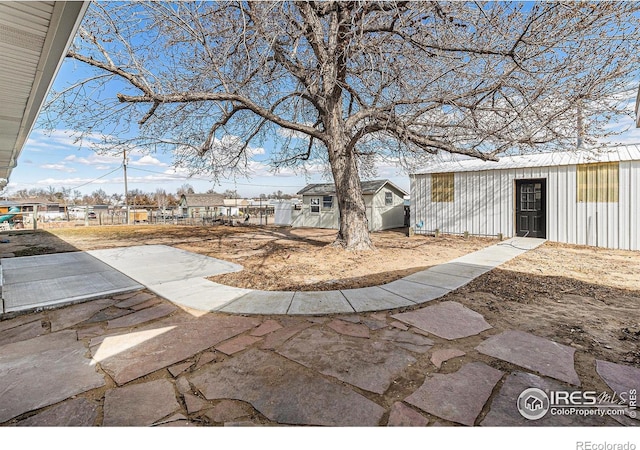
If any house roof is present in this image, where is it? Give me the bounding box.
[411,144,640,175]
[223,198,250,207]
[181,193,225,207]
[0,2,88,185]
[297,179,408,196]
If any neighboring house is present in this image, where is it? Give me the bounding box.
[179,194,225,218]
[292,179,408,231]
[222,198,251,216]
[410,145,640,250]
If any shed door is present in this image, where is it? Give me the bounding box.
[515,179,546,238]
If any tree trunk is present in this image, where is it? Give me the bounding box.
[328,138,374,251]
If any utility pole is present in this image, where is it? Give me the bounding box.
[123,148,129,224]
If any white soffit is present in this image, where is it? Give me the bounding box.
[0,1,88,184]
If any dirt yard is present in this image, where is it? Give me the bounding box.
[2,223,639,376]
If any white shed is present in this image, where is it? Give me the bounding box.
[293,179,408,231]
[410,145,640,250]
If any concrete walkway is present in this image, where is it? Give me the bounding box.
[88,237,545,315]
[2,237,545,316]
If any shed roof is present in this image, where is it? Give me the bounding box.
[412,144,640,175]
[297,179,408,196]
[181,193,225,207]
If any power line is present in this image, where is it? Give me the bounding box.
[66,165,123,191]
[127,166,307,188]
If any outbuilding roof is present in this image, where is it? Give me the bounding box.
[412,144,640,175]
[180,193,225,207]
[297,179,408,196]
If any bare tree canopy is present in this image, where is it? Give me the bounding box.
[45,1,640,249]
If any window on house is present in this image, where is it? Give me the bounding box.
[576,162,619,203]
[322,196,333,209]
[310,197,320,213]
[431,173,455,203]
[385,191,393,205]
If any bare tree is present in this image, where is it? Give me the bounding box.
[45,1,640,249]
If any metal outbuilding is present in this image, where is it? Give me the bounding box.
[410,145,640,250]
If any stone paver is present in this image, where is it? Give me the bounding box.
[277,327,416,394]
[476,330,580,385]
[287,291,354,315]
[103,379,181,426]
[0,320,46,346]
[48,298,115,332]
[77,324,106,340]
[250,319,283,337]
[405,362,503,426]
[387,402,429,427]
[389,321,409,331]
[0,330,105,423]
[205,400,254,423]
[260,321,314,350]
[362,317,388,330]
[0,312,44,333]
[184,393,209,414]
[86,307,131,324]
[431,349,466,369]
[596,360,640,396]
[175,376,191,395]
[377,328,434,354]
[130,297,163,311]
[481,372,615,426]
[195,351,218,369]
[188,348,385,426]
[327,319,370,338]
[91,313,259,385]
[12,398,99,427]
[392,301,492,340]
[216,335,263,355]
[115,292,157,309]
[168,362,193,378]
[106,302,178,329]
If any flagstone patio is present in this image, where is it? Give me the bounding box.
[1,289,637,427]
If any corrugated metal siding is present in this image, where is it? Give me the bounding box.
[412,161,639,250]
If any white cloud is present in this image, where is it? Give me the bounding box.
[129,155,169,167]
[40,163,77,173]
[35,176,117,187]
[65,154,122,166]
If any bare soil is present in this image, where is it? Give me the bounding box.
[2,223,639,379]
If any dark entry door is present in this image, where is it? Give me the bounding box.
[515,179,546,238]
